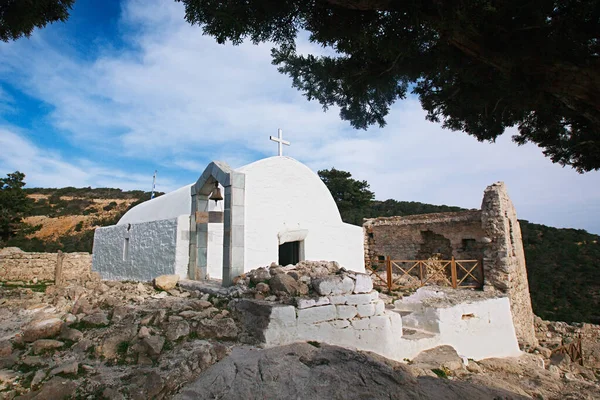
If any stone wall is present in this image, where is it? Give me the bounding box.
[363,182,538,349]
[364,211,486,267]
[481,183,537,349]
[0,248,93,283]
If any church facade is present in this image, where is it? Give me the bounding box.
[92,157,365,285]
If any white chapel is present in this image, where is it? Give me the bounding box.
[92,156,365,285]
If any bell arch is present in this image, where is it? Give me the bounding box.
[189,161,245,286]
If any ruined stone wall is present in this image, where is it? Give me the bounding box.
[364,211,487,267]
[481,182,537,349]
[0,248,93,283]
[362,182,538,350]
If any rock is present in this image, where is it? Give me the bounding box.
[466,361,482,373]
[412,345,464,372]
[550,352,571,370]
[59,327,83,342]
[0,341,11,358]
[548,365,561,377]
[31,370,46,387]
[71,298,92,315]
[22,318,63,342]
[102,388,125,400]
[32,339,64,355]
[98,325,137,359]
[22,356,44,367]
[81,311,109,327]
[190,300,212,310]
[63,314,77,326]
[143,335,165,357]
[154,274,180,291]
[138,326,152,339]
[195,318,239,340]
[50,361,78,376]
[0,369,19,384]
[151,291,168,299]
[270,273,301,296]
[174,342,536,400]
[24,377,77,400]
[536,346,552,358]
[255,282,270,293]
[312,275,354,296]
[352,273,374,294]
[564,372,578,381]
[72,338,93,354]
[166,321,190,342]
[250,268,271,284]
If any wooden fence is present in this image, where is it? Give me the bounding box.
[367,256,484,291]
[553,337,584,366]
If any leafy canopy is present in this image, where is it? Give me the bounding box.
[177,0,600,172]
[0,0,75,42]
[0,171,31,242]
[318,168,374,224]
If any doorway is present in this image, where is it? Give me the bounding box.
[279,240,302,266]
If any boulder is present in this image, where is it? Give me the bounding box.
[154,275,180,291]
[25,377,77,400]
[31,370,47,388]
[59,327,83,342]
[81,311,109,327]
[0,341,11,358]
[143,335,165,357]
[270,274,300,296]
[32,339,64,355]
[352,273,373,294]
[50,361,78,376]
[22,318,63,342]
[250,268,271,284]
[312,276,354,296]
[255,282,270,293]
[195,318,239,340]
[166,321,190,342]
[550,352,571,370]
[411,345,465,372]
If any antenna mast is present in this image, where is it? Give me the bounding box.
[151,170,157,199]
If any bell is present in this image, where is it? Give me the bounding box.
[210,182,223,203]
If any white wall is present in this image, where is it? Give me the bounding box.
[118,184,193,225]
[239,157,365,273]
[93,217,190,281]
[207,222,224,279]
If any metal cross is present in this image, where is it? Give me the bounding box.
[269,128,290,156]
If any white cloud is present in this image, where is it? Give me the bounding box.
[0,0,599,233]
[0,127,179,192]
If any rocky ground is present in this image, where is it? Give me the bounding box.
[0,262,599,399]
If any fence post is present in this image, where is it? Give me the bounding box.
[450,256,457,289]
[386,256,392,292]
[55,250,64,286]
[419,261,424,286]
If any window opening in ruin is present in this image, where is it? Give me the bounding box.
[279,240,302,266]
[462,239,477,251]
[417,230,452,260]
[123,238,130,261]
[368,232,374,238]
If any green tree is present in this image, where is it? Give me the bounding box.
[0,171,31,243]
[178,0,600,172]
[0,0,75,42]
[318,168,374,224]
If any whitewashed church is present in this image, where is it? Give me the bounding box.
[92,136,365,285]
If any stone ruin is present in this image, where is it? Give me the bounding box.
[363,182,537,349]
[179,260,521,362]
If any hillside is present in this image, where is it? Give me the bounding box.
[4,187,161,253]
[2,187,599,324]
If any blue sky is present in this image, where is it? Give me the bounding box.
[1,0,599,234]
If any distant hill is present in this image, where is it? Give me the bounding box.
[5,187,162,253]
[2,187,599,324]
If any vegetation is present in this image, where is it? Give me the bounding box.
[179,0,600,172]
[0,171,31,244]
[0,0,75,42]
[319,167,600,324]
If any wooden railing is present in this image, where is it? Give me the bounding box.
[367,257,484,291]
[553,337,584,366]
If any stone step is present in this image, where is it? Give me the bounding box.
[401,327,437,340]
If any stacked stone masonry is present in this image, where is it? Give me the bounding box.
[363,182,537,349]
[0,248,93,283]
